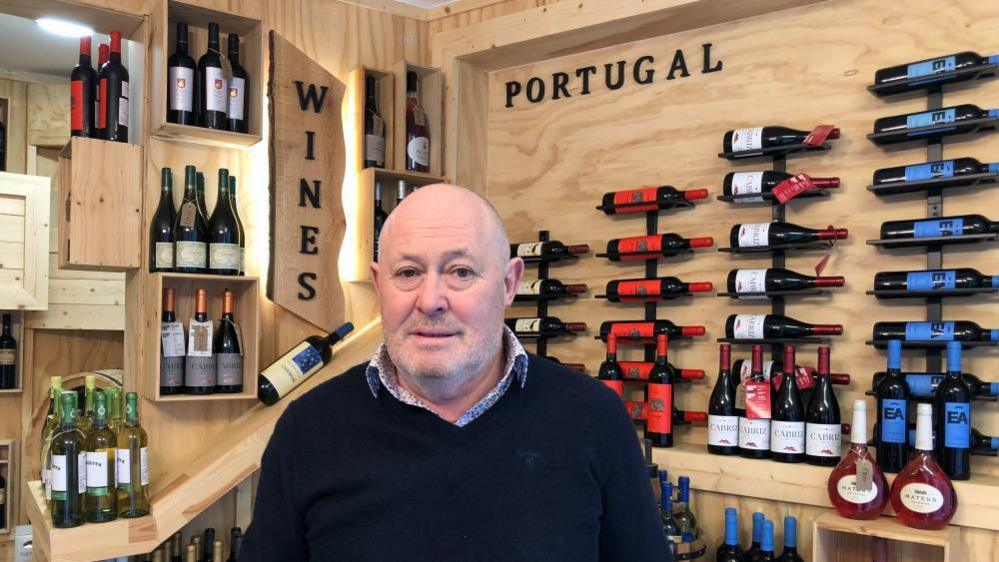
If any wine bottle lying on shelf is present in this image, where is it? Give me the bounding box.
[725,314,843,340]
[258,322,354,406]
[870,371,997,400]
[879,214,998,240]
[624,402,707,424]
[505,317,587,339]
[618,362,704,382]
[732,359,850,389]
[602,234,713,261]
[723,171,839,201]
[598,320,706,342]
[601,277,712,302]
[871,320,997,344]
[597,185,707,215]
[870,425,998,455]
[873,158,999,186]
[510,240,589,264]
[513,279,587,302]
[873,104,999,137]
[729,222,848,249]
[727,268,844,295]
[873,51,999,94]
[873,268,997,292]
[723,125,840,153]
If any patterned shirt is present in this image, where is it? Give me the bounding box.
[366,326,529,427]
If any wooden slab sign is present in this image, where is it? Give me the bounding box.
[268,31,346,329]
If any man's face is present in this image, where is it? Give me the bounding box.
[372,189,522,385]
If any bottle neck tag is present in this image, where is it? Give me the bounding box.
[745,381,771,419]
[804,124,838,146]
[855,457,874,491]
[813,225,838,276]
[772,173,817,204]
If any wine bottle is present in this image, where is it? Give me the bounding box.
[734,360,850,391]
[196,171,209,222]
[875,340,909,472]
[82,375,97,429]
[208,169,241,275]
[619,362,704,382]
[107,386,124,436]
[40,377,63,486]
[51,392,85,528]
[730,222,848,248]
[505,317,586,339]
[70,36,97,137]
[198,23,228,129]
[192,537,202,562]
[597,334,623,398]
[159,287,184,395]
[805,347,841,466]
[212,540,223,562]
[776,516,803,562]
[880,214,998,240]
[828,400,888,519]
[514,279,587,302]
[623,403,709,425]
[258,322,354,405]
[746,512,765,559]
[116,392,150,518]
[659,479,682,554]
[872,320,997,344]
[874,52,999,93]
[0,313,15,389]
[755,520,776,562]
[204,528,216,562]
[602,277,712,302]
[0,468,5,531]
[726,314,842,340]
[172,531,183,562]
[150,167,177,272]
[227,527,242,562]
[214,289,243,393]
[723,171,839,201]
[723,126,840,153]
[739,345,770,459]
[873,104,999,137]
[186,543,197,562]
[84,391,117,523]
[708,344,740,455]
[873,158,999,186]
[597,186,708,215]
[716,507,746,562]
[874,268,997,292]
[890,403,957,529]
[771,346,805,463]
[0,121,5,171]
[173,166,208,274]
[405,71,430,172]
[226,33,249,133]
[167,22,196,125]
[935,342,971,480]
[646,334,675,447]
[99,31,129,142]
[871,371,997,399]
[510,240,589,263]
[363,75,385,168]
[396,179,407,205]
[598,320,706,342]
[728,268,844,295]
[228,175,246,275]
[373,181,387,262]
[674,475,697,541]
[185,288,215,395]
[94,43,109,139]
[602,233,713,261]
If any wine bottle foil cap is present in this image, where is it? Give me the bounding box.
[887,340,902,369]
[947,341,962,373]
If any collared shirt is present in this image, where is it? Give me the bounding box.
[366,326,529,426]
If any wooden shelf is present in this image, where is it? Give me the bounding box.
[813,512,962,562]
[151,122,260,149]
[392,60,444,177]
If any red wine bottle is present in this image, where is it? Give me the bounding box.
[226,33,249,134]
[776,516,803,562]
[645,335,675,447]
[597,334,623,398]
[602,277,712,302]
[603,234,713,261]
[514,279,587,302]
[890,403,957,529]
[505,317,586,339]
[363,75,385,167]
[873,158,999,186]
[827,400,889,519]
[727,268,844,294]
[597,186,708,215]
[510,240,589,264]
[875,340,909,473]
[373,181,387,262]
[159,288,183,395]
[874,268,997,292]
[873,104,999,137]
[70,36,97,138]
[934,342,971,480]
[405,71,430,173]
[99,31,129,143]
[716,508,745,562]
[880,214,998,239]
[149,168,176,272]
[167,22,196,125]
[708,344,739,455]
[874,52,999,94]
[872,320,997,344]
[618,362,703,382]
[598,320,706,342]
[725,314,842,340]
[738,345,770,459]
[0,313,15,389]
[723,126,840,153]
[94,43,109,139]
[734,359,850,390]
[730,222,848,248]
[198,23,228,130]
[805,347,841,466]
[723,171,839,201]
[871,370,997,399]
[623,402,706,424]
[770,346,805,463]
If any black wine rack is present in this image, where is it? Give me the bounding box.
[521,230,583,358]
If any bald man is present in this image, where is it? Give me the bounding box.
[242,185,671,562]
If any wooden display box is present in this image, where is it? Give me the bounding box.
[0,172,49,309]
[144,273,259,402]
[0,439,13,535]
[348,66,395,171]
[347,167,447,282]
[392,61,443,177]
[813,513,961,562]
[149,0,264,148]
[57,137,143,271]
[0,311,23,394]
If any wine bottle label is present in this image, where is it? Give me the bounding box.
[600,379,624,398]
[906,108,956,130]
[514,318,541,333]
[364,134,385,165]
[161,355,184,387]
[261,341,325,398]
[414,105,427,126]
[730,172,765,202]
[70,79,84,131]
[646,383,672,434]
[185,354,216,388]
[161,322,185,357]
[99,78,108,129]
[175,240,207,268]
[734,269,767,294]
[187,319,213,357]
[169,66,195,111]
[118,97,129,128]
[616,280,661,301]
[899,483,945,514]
[805,423,842,457]
[85,450,112,493]
[943,402,970,448]
[738,417,770,450]
[179,201,197,227]
[216,352,244,386]
[904,161,954,182]
[736,223,770,248]
[0,349,14,365]
[612,187,658,211]
[240,247,245,274]
[731,127,763,152]
[908,56,955,78]
[880,399,907,443]
[227,77,246,120]
[735,360,773,409]
[205,67,229,112]
[904,321,955,341]
[617,235,661,255]
[744,380,771,420]
[51,454,68,493]
[836,475,879,504]
[906,270,956,290]
[209,242,241,270]
[914,218,964,238]
[0,489,4,504]
[906,374,945,396]
[50,454,86,497]
[407,137,430,166]
[732,314,766,339]
[517,280,543,295]
[770,420,805,454]
[122,81,130,100]
[115,447,149,486]
[708,415,739,447]
[155,242,175,269]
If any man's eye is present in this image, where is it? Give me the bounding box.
[396,268,420,278]
[452,267,475,278]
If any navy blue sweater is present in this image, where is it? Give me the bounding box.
[241,355,670,562]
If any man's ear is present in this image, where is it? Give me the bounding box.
[370,262,382,299]
[502,257,525,306]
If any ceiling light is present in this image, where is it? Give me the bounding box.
[36,17,93,38]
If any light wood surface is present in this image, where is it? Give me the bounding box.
[0,172,49,310]
[25,84,70,149]
[349,65,396,171]
[0,78,28,175]
[813,512,962,562]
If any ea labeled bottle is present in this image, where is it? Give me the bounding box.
[934,341,971,480]
[875,340,909,472]
[827,400,888,519]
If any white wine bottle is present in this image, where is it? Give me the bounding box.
[257,322,354,405]
[116,392,150,518]
[51,392,86,528]
[84,390,117,523]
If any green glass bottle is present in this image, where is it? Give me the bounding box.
[107,386,124,436]
[51,392,86,528]
[79,374,97,432]
[40,376,63,452]
[85,391,118,522]
[116,392,150,518]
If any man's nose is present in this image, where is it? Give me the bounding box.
[415,272,448,316]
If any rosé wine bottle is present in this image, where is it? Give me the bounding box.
[827,400,889,519]
[890,403,958,529]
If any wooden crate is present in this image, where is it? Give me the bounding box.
[0,310,23,393]
[57,137,143,271]
[392,61,444,177]
[348,65,395,172]
[0,171,49,309]
[813,512,961,562]
[144,273,259,402]
[148,0,264,149]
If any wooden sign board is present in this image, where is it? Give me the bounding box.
[267,31,346,330]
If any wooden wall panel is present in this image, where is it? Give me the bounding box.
[429,0,566,34]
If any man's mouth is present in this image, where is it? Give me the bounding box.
[410,330,458,339]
